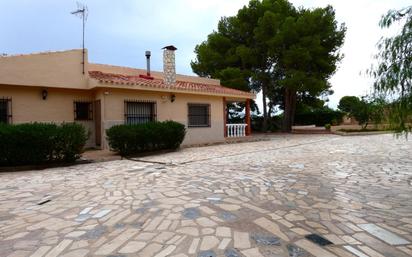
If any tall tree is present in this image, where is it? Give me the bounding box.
[338,96,361,114]
[191,0,345,132]
[191,0,296,131]
[261,6,345,131]
[369,6,412,133]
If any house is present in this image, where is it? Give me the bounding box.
[0,47,255,148]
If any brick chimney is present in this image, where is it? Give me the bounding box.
[162,45,177,85]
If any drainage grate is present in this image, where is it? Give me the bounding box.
[305,234,333,246]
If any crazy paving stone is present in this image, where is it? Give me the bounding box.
[93,209,111,218]
[224,248,241,257]
[154,245,176,257]
[198,250,217,257]
[353,233,410,257]
[294,239,337,257]
[118,241,146,254]
[241,248,265,257]
[177,226,199,236]
[234,231,251,249]
[254,217,289,242]
[287,244,310,257]
[219,212,237,221]
[251,233,281,246]
[137,243,163,257]
[358,224,409,245]
[196,217,218,227]
[94,229,138,255]
[60,249,89,257]
[81,226,107,240]
[44,239,73,257]
[216,226,231,237]
[218,238,232,250]
[343,246,369,257]
[183,208,201,219]
[199,235,219,250]
[188,238,200,254]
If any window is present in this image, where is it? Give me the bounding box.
[188,103,210,127]
[0,98,11,124]
[125,101,156,124]
[74,101,93,120]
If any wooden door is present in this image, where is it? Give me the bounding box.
[94,100,101,147]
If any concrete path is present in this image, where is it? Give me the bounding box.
[1,134,412,257]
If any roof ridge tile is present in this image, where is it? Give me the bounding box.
[88,70,254,98]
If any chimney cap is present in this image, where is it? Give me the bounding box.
[145,50,151,57]
[162,45,177,51]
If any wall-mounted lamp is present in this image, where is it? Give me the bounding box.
[170,94,176,103]
[41,89,48,100]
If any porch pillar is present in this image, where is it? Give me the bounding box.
[246,98,251,136]
[223,97,227,137]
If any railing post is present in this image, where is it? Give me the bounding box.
[223,97,227,137]
[226,124,248,138]
[246,99,251,136]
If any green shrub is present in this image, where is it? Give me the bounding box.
[324,123,331,130]
[106,121,186,156]
[0,123,87,166]
[251,115,282,132]
[294,109,344,126]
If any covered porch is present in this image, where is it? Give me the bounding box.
[223,97,252,138]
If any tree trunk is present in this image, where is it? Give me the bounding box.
[282,88,297,132]
[262,83,268,132]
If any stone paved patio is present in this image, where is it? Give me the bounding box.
[1,134,412,257]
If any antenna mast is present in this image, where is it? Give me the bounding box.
[71,2,88,74]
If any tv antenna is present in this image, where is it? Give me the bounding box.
[71,2,88,74]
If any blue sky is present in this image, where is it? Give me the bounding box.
[0,0,409,109]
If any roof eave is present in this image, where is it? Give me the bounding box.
[90,79,255,99]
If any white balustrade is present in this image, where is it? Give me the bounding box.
[226,124,248,137]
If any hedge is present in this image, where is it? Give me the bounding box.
[251,115,282,132]
[106,121,186,156]
[294,109,344,126]
[0,123,88,166]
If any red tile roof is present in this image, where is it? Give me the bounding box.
[89,71,254,98]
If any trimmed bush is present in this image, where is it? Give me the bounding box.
[0,123,87,166]
[294,109,344,126]
[251,115,282,132]
[106,121,186,156]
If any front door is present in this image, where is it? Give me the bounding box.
[94,100,101,147]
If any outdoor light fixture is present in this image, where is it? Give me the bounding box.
[170,94,176,102]
[41,89,48,100]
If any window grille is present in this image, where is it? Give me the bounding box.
[188,103,210,127]
[74,101,93,120]
[125,100,157,124]
[0,97,12,124]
